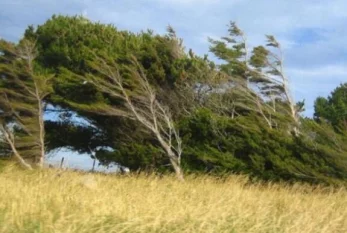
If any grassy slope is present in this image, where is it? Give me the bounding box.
[0,166,346,233]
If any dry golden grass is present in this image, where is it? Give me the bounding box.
[0,166,346,233]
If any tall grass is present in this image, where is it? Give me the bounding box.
[0,165,346,233]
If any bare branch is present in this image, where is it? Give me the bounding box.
[89,56,184,180]
[0,123,33,169]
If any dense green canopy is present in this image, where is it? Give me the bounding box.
[314,83,347,132]
[1,15,346,184]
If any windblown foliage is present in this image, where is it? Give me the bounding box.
[0,15,346,184]
[314,83,347,132]
[0,39,52,168]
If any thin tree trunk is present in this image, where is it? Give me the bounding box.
[156,132,184,181]
[36,101,45,167]
[32,61,46,167]
[169,156,184,181]
[255,97,272,129]
[0,125,33,170]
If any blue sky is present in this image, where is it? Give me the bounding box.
[1,0,347,116]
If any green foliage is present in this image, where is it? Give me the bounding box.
[208,21,301,136]
[208,21,247,83]
[0,39,52,165]
[0,14,341,185]
[314,83,347,132]
[249,46,269,69]
[25,15,208,166]
[45,120,108,154]
[96,143,167,172]
[28,15,185,83]
[178,109,347,183]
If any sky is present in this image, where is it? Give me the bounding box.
[1,0,347,116]
[1,0,347,169]
[46,148,119,173]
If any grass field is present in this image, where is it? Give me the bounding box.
[0,165,346,233]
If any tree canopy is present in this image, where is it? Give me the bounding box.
[0,15,346,185]
[314,83,347,132]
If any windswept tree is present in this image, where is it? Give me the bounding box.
[23,16,200,176]
[12,15,345,184]
[209,22,301,133]
[250,36,301,133]
[0,39,52,168]
[81,55,184,180]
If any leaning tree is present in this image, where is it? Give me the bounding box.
[0,39,52,168]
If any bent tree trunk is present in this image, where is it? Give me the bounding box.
[87,56,185,181]
[0,125,33,170]
[169,156,184,181]
[161,141,184,181]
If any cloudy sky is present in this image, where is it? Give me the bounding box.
[1,0,347,117]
